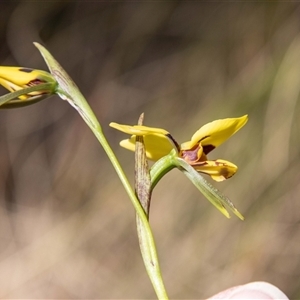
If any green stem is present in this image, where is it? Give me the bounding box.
[150,151,177,190]
[34,42,169,299]
[80,112,169,300]
[57,89,169,299]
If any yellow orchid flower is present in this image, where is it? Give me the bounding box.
[0,66,56,108]
[110,115,248,182]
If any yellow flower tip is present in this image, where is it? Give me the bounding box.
[109,122,133,134]
[182,115,248,152]
[0,66,56,99]
[110,122,169,136]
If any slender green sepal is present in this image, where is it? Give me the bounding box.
[174,157,244,220]
[150,151,239,219]
[0,83,54,108]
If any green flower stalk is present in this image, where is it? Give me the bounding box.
[33,43,169,299]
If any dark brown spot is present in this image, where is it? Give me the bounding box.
[197,135,215,154]
[203,144,215,155]
[219,168,231,179]
[19,68,33,73]
[212,161,234,179]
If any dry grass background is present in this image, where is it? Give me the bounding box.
[0,2,300,299]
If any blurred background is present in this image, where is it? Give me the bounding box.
[0,2,299,299]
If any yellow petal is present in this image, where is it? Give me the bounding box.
[110,122,180,160]
[120,134,175,161]
[110,122,169,136]
[181,115,248,153]
[192,159,237,181]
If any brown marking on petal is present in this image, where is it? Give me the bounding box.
[166,133,180,152]
[203,144,215,155]
[219,167,232,179]
[27,79,45,86]
[19,68,33,73]
[192,160,234,178]
[214,161,235,179]
[197,135,210,145]
[197,135,215,154]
